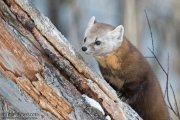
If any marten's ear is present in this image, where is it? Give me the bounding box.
[88,16,96,27]
[85,16,96,36]
[110,25,124,42]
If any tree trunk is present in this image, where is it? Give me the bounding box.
[0,0,142,120]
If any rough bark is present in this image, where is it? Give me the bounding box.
[0,0,142,120]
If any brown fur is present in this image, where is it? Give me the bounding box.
[96,37,169,120]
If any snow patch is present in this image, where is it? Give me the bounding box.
[82,94,105,115]
[106,115,111,120]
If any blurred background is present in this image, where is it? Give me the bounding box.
[32,0,180,119]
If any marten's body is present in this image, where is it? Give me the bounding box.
[96,37,169,120]
[82,16,169,120]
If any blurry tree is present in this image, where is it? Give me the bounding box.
[48,0,61,30]
[122,0,140,46]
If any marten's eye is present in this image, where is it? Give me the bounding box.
[84,38,87,43]
[95,40,101,45]
[95,38,101,45]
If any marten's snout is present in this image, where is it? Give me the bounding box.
[82,46,87,51]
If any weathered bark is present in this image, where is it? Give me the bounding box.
[0,0,142,120]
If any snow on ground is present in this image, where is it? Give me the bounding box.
[82,94,112,120]
[82,94,105,115]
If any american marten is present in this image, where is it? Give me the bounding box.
[81,16,169,120]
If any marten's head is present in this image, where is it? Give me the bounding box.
[81,16,124,56]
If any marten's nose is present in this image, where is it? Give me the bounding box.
[82,46,87,51]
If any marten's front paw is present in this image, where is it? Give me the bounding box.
[117,91,123,98]
[117,91,129,103]
[117,92,134,104]
[120,96,128,102]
